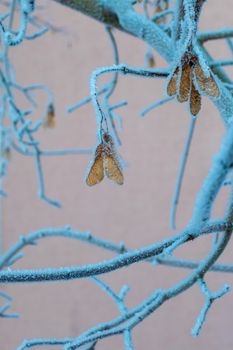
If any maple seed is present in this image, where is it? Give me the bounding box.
[44,103,55,128]
[86,133,124,186]
[167,52,220,116]
[167,67,179,97]
[104,153,124,185]
[178,63,191,102]
[86,144,104,186]
[194,64,220,97]
[190,83,201,116]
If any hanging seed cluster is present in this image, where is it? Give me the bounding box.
[167,53,220,115]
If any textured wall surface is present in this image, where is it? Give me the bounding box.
[1,0,233,349]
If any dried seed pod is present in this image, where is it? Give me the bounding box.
[194,64,220,97]
[177,63,191,102]
[44,103,55,128]
[86,144,104,186]
[86,133,124,186]
[103,132,124,185]
[167,67,179,97]
[103,153,124,185]
[190,83,201,116]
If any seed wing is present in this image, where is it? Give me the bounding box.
[194,64,220,97]
[190,83,201,116]
[103,153,124,185]
[167,67,179,96]
[177,63,191,102]
[86,145,104,186]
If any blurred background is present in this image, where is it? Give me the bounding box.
[1,0,233,348]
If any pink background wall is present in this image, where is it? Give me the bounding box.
[1,0,233,349]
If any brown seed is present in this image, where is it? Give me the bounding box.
[86,135,124,186]
[103,153,124,185]
[102,133,123,185]
[194,63,220,97]
[190,82,201,116]
[177,63,191,102]
[86,144,104,186]
[44,103,55,128]
[167,67,179,97]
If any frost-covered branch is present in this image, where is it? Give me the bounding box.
[1,1,233,349]
[0,217,232,284]
[0,0,91,205]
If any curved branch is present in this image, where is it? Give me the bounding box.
[67,211,233,349]
[53,0,173,60]
[52,0,126,31]
[0,221,230,284]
